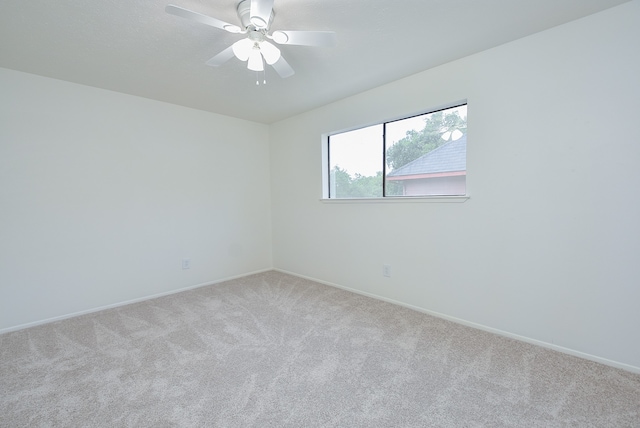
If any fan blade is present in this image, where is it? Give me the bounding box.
[271,30,336,47]
[205,46,235,67]
[249,0,274,29]
[271,56,295,78]
[165,4,242,33]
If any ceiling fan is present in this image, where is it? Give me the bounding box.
[166,0,337,81]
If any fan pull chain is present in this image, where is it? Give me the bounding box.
[255,70,267,86]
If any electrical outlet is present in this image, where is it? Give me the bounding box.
[383,264,391,278]
[182,258,191,270]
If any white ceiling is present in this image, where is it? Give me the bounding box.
[0,0,629,124]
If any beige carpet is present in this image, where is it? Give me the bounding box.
[1,271,639,427]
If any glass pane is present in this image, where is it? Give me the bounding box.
[329,124,383,198]
[385,105,467,196]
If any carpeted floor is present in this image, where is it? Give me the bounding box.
[1,271,639,427]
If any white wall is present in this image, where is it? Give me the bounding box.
[0,68,272,330]
[270,1,640,371]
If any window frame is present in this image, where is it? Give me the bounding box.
[322,101,469,201]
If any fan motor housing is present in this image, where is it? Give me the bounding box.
[237,0,275,30]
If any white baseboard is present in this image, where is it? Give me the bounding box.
[0,268,273,335]
[5,266,639,375]
[274,268,640,375]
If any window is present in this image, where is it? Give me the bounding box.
[326,103,467,198]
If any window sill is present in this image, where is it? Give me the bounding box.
[320,195,470,204]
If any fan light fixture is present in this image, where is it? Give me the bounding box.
[232,32,281,72]
[247,49,264,71]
